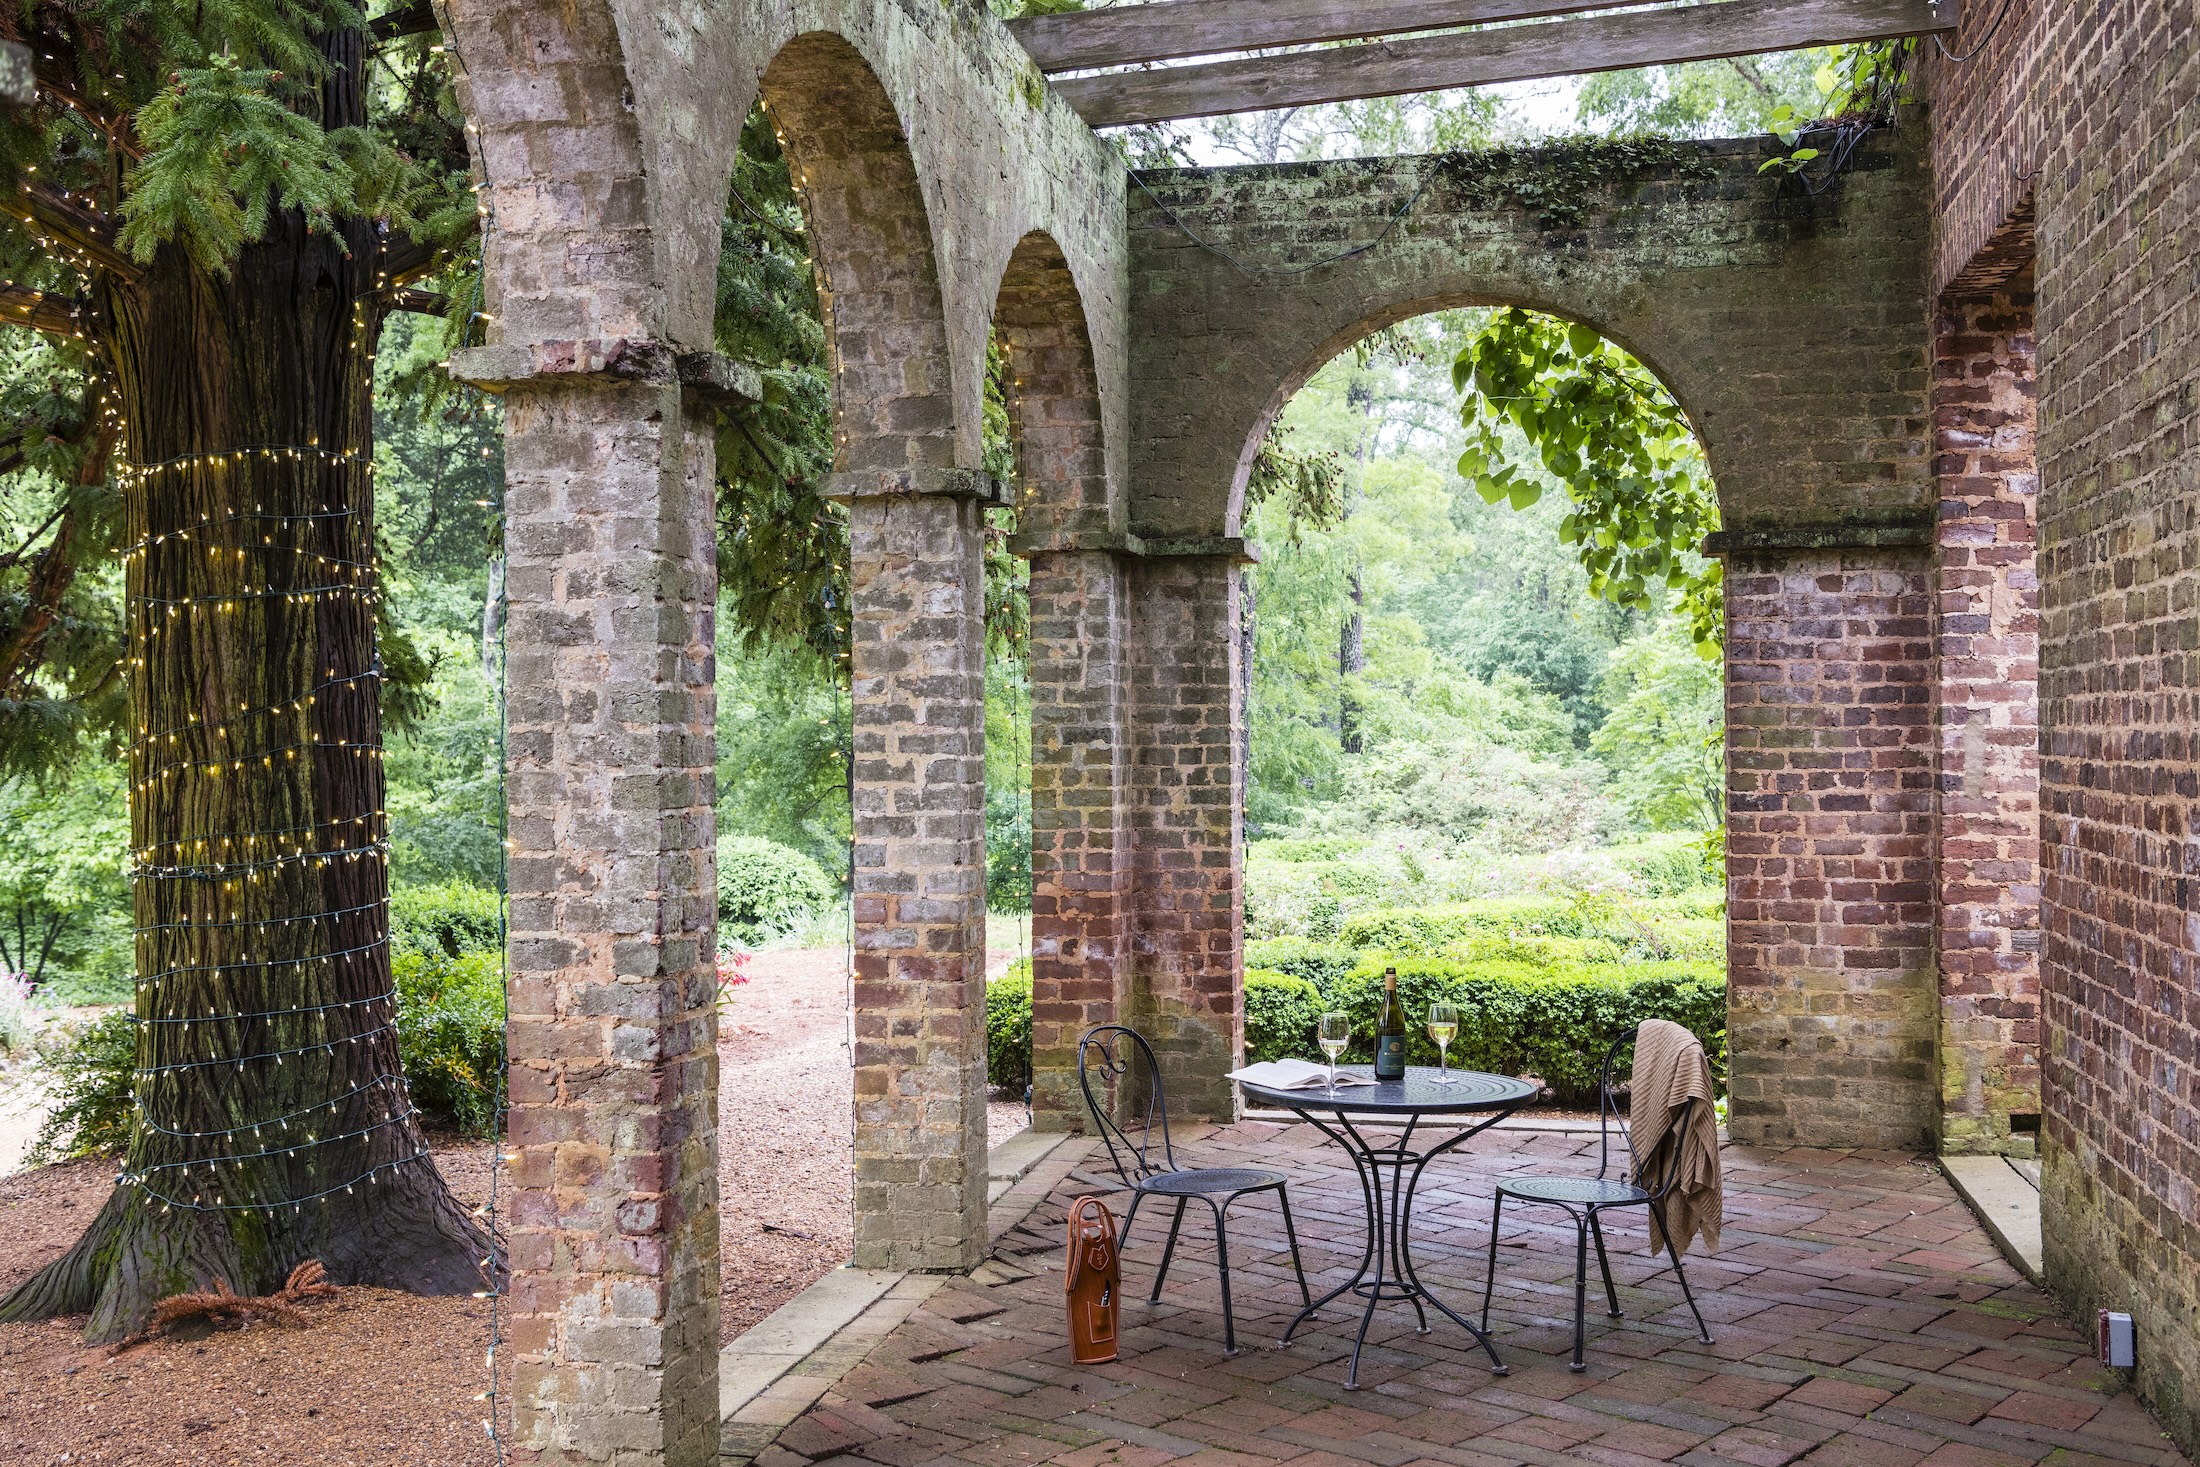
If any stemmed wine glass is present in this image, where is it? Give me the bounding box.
[1427,1001,1459,1085]
[1317,1012,1351,1093]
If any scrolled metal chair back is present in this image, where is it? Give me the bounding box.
[1076,1025,1177,1184]
[1597,1026,1704,1202]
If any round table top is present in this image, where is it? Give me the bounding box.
[1238,1067,1537,1116]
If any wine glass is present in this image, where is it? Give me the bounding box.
[1426,1001,1459,1085]
[1317,1012,1351,1093]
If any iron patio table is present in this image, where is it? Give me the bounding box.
[1237,1067,1537,1388]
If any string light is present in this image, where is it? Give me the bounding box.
[126,1151,433,1214]
[134,1076,412,1140]
[132,1021,401,1080]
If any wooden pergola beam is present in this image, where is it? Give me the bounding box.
[1050,0,1956,129]
[1008,0,1628,75]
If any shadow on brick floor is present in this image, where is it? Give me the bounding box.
[730,1118,2192,1467]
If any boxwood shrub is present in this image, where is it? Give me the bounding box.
[1245,937,1359,991]
[1323,957,1724,1105]
[393,949,508,1134]
[1245,971,1322,1063]
[987,959,1033,1091]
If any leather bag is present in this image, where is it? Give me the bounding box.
[1064,1196,1121,1364]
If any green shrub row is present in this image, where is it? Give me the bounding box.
[1336,891,1717,956]
[987,960,1033,1092]
[1246,956,1724,1105]
[31,889,514,1161]
[1246,973,1323,1065]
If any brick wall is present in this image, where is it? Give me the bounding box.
[1932,288,2043,1154]
[1927,7,2200,1453]
[1725,549,1939,1151]
[847,490,991,1272]
[1123,556,1245,1119]
[501,378,722,1467]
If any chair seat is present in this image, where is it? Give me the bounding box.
[1137,1167,1287,1197]
[1499,1175,1652,1206]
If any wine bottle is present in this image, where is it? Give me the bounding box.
[1374,967,1407,1080]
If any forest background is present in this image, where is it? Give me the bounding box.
[0,23,1849,1028]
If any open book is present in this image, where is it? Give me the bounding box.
[1228,1058,1378,1090]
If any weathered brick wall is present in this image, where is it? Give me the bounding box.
[1123,556,1245,1119]
[445,0,1136,1452]
[846,490,991,1272]
[1932,289,2042,1155]
[1128,135,1933,542]
[1724,549,1939,1151]
[499,378,722,1466]
[1927,8,2200,1453]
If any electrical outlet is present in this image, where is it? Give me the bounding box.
[2097,1310,2135,1369]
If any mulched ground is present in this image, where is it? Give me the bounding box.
[0,947,1024,1466]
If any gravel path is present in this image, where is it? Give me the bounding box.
[0,948,1027,1464]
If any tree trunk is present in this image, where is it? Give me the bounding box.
[0,31,487,1341]
[1339,566,1365,754]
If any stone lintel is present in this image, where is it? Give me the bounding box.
[448,340,761,403]
[825,466,1009,505]
[1009,530,1259,563]
[1702,517,1935,557]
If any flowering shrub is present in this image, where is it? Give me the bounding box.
[716,949,752,1007]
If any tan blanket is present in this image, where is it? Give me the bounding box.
[1627,1018,1721,1256]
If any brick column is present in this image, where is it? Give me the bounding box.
[1027,549,1129,1128]
[1932,289,2042,1155]
[500,377,721,1467]
[1124,549,1246,1119]
[843,475,991,1271]
[1724,545,1938,1151]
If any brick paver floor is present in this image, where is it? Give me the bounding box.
[732,1119,2191,1467]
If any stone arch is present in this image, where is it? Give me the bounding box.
[759,32,959,478]
[1221,295,1712,539]
[992,231,1114,542]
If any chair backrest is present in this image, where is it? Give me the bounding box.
[1596,1026,1705,1201]
[1076,1025,1176,1184]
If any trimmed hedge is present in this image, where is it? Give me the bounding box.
[1245,937,1359,991]
[1338,893,1719,958]
[391,880,503,960]
[1325,957,1723,1105]
[1245,971,1322,1064]
[987,960,1033,1091]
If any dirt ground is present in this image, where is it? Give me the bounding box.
[0,947,1025,1466]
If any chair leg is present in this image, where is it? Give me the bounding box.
[1275,1186,1313,1309]
[1479,1190,1505,1332]
[1119,1191,1145,1252]
[1208,1199,1238,1356]
[1649,1206,1713,1345]
[1570,1215,1590,1373]
[1588,1211,1622,1318]
[1150,1197,1188,1302]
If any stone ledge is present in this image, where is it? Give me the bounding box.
[447,340,760,402]
[824,466,1009,505]
[1009,530,1260,563]
[1702,517,1935,555]
[1940,1154,2043,1285]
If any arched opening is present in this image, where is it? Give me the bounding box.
[1234,305,1731,1117]
[988,231,1117,1127]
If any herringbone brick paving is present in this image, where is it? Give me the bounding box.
[736,1121,2189,1467]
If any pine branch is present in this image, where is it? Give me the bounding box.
[15,185,136,278]
[34,67,143,160]
[0,283,87,340]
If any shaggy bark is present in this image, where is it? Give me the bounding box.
[0,29,488,1341]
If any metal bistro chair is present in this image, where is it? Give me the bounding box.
[1478,1028,1715,1371]
[1076,1025,1311,1355]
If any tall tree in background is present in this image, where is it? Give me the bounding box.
[0,1,487,1338]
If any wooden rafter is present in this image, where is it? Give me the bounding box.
[1047,0,1955,129]
[1008,0,1628,75]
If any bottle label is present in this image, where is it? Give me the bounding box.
[1375,1033,1406,1080]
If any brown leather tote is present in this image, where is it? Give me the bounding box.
[1064,1196,1122,1364]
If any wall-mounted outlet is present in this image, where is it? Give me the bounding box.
[2097,1310,2135,1368]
